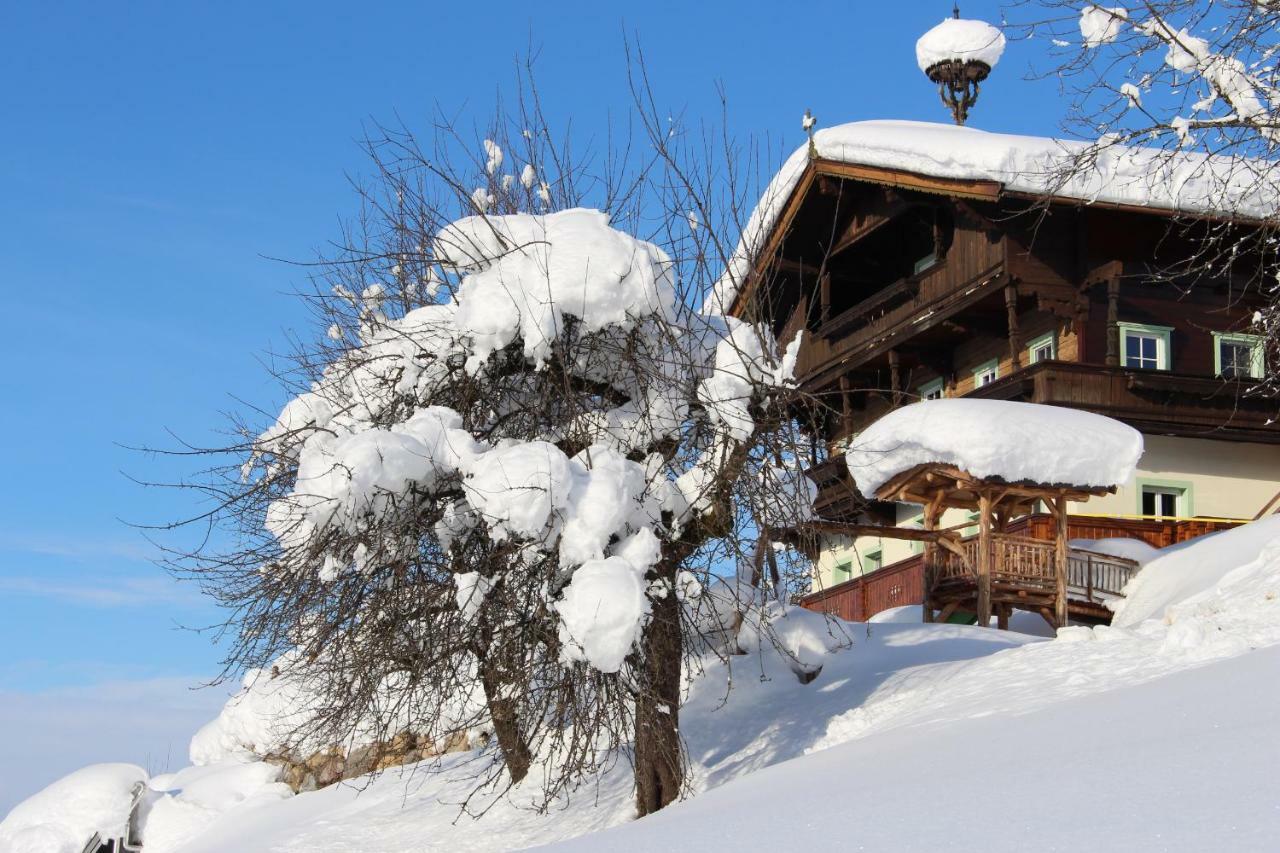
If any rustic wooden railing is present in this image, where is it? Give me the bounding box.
[931,534,1134,604]
[802,514,1168,621]
[1067,548,1138,600]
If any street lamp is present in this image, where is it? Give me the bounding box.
[916,7,1006,125]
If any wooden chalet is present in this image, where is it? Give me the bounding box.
[730,120,1280,627]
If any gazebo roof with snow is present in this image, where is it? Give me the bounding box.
[839,400,1145,631]
[845,399,1143,511]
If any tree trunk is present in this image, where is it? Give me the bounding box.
[634,562,683,816]
[479,652,533,785]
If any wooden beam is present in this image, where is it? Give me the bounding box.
[1005,281,1021,370]
[814,159,1004,202]
[787,521,957,544]
[1053,497,1070,632]
[976,492,993,628]
[922,494,945,624]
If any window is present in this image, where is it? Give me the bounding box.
[918,378,944,400]
[1027,331,1057,364]
[962,510,980,538]
[972,359,999,388]
[905,512,925,555]
[1139,479,1193,519]
[1119,322,1173,371]
[913,251,939,275]
[832,557,854,584]
[1214,332,1264,379]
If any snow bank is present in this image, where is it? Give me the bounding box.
[869,604,1055,637]
[1111,516,1280,627]
[1070,536,1162,566]
[139,762,291,853]
[708,120,1279,311]
[843,399,1143,497]
[0,763,145,853]
[53,515,1280,853]
[915,17,1006,72]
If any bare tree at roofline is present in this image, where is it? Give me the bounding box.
[149,54,854,819]
[1007,0,1280,398]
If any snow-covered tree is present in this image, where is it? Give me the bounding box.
[1014,1,1280,393]
[167,80,833,816]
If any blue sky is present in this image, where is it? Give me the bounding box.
[0,0,1069,808]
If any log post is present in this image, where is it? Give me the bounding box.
[976,491,993,628]
[1004,282,1021,370]
[1053,496,1070,632]
[820,272,832,326]
[921,495,944,623]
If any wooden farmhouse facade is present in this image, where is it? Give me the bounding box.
[729,122,1280,623]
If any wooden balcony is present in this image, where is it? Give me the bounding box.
[968,361,1280,442]
[792,261,1005,391]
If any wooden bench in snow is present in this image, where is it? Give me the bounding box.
[80,781,145,853]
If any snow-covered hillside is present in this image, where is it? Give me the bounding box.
[4,518,1279,853]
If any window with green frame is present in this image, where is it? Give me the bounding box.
[1118,322,1173,371]
[972,358,999,387]
[1027,331,1057,364]
[918,377,944,400]
[832,557,854,584]
[861,548,883,574]
[906,513,925,554]
[1213,332,1264,379]
[1137,478,1194,519]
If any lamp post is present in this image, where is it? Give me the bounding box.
[916,7,1006,125]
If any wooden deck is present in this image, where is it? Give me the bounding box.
[930,533,1136,626]
[799,513,1242,625]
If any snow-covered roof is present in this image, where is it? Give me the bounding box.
[844,399,1143,498]
[708,119,1277,312]
[915,17,1006,73]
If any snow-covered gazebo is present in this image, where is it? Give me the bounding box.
[845,400,1144,631]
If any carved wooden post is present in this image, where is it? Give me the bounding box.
[888,349,902,408]
[1004,281,1021,370]
[1105,277,1121,366]
[839,375,852,439]
[976,491,993,628]
[1054,496,1070,631]
[820,272,832,325]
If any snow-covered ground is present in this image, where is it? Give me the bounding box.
[5,518,1279,852]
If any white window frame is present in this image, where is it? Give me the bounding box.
[972,358,1000,388]
[1118,322,1173,371]
[1026,331,1057,364]
[1213,332,1264,379]
[918,377,944,400]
